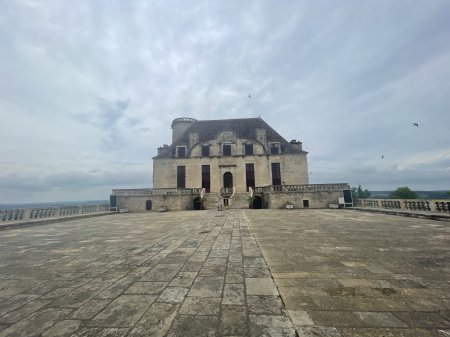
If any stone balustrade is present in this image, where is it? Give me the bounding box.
[112,188,202,196]
[357,199,450,213]
[254,183,350,193]
[0,204,110,223]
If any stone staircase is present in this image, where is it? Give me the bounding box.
[202,192,250,210]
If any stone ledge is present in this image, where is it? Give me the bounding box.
[0,212,114,230]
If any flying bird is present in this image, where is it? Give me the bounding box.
[381,155,384,159]
[248,94,251,99]
[412,122,419,127]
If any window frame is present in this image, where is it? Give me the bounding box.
[201,145,210,157]
[271,162,281,186]
[177,166,186,188]
[244,143,254,156]
[269,143,281,155]
[222,144,232,156]
[177,146,187,158]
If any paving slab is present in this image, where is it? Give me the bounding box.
[0,211,294,336]
[1,209,449,336]
[246,209,450,336]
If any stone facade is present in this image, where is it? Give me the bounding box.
[153,117,309,193]
[111,117,350,211]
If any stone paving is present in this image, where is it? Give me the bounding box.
[246,209,450,336]
[0,209,449,336]
[0,210,295,337]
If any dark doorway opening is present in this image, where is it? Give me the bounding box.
[252,196,263,209]
[223,172,233,188]
[193,197,202,210]
[223,198,229,206]
[146,200,152,211]
[303,200,309,208]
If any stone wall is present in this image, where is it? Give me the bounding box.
[153,151,308,193]
[263,190,344,209]
[116,195,194,212]
[113,184,349,212]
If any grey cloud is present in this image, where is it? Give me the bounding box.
[1,0,450,203]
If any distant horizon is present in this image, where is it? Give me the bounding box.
[1,188,449,206]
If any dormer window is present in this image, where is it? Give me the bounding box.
[244,143,254,156]
[177,146,187,158]
[202,145,210,157]
[223,144,231,156]
[270,143,280,155]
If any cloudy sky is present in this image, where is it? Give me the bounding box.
[1,0,450,203]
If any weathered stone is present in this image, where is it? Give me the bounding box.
[0,307,72,337]
[157,287,189,303]
[246,278,278,296]
[179,297,221,315]
[128,302,179,337]
[167,315,219,337]
[247,295,283,315]
[72,299,111,320]
[220,305,247,335]
[125,281,168,295]
[41,319,81,337]
[249,315,296,337]
[188,276,224,297]
[88,295,156,327]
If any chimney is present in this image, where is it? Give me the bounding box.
[290,139,302,151]
[157,144,169,155]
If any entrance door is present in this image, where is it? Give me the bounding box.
[223,172,233,188]
[145,200,152,211]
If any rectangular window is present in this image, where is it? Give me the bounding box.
[201,165,210,193]
[177,146,186,158]
[270,143,280,155]
[244,143,253,156]
[202,145,210,157]
[271,163,281,186]
[177,166,185,188]
[246,163,255,190]
[223,144,231,156]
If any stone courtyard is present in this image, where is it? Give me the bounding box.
[0,209,449,337]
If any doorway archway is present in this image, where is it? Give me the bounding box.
[193,197,202,210]
[223,172,233,188]
[252,196,263,209]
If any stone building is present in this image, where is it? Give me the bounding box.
[153,117,308,193]
[111,117,350,212]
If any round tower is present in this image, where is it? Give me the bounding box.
[171,117,197,143]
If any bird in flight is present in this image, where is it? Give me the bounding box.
[381,155,384,159]
[248,94,251,99]
[412,122,419,127]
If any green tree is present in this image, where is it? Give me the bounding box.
[351,185,371,202]
[390,186,418,199]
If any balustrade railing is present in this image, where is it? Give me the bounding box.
[112,188,202,196]
[255,183,349,193]
[356,199,450,213]
[0,204,110,223]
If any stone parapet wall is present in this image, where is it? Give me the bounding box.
[116,195,194,212]
[112,188,201,196]
[264,191,344,209]
[0,204,110,223]
[356,199,450,213]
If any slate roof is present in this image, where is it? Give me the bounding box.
[154,117,306,158]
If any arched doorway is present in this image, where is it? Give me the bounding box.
[193,197,202,210]
[223,172,233,188]
[252,196,263,209]
[145,200,152,211]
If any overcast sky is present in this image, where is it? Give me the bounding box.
[1,0,450,203]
